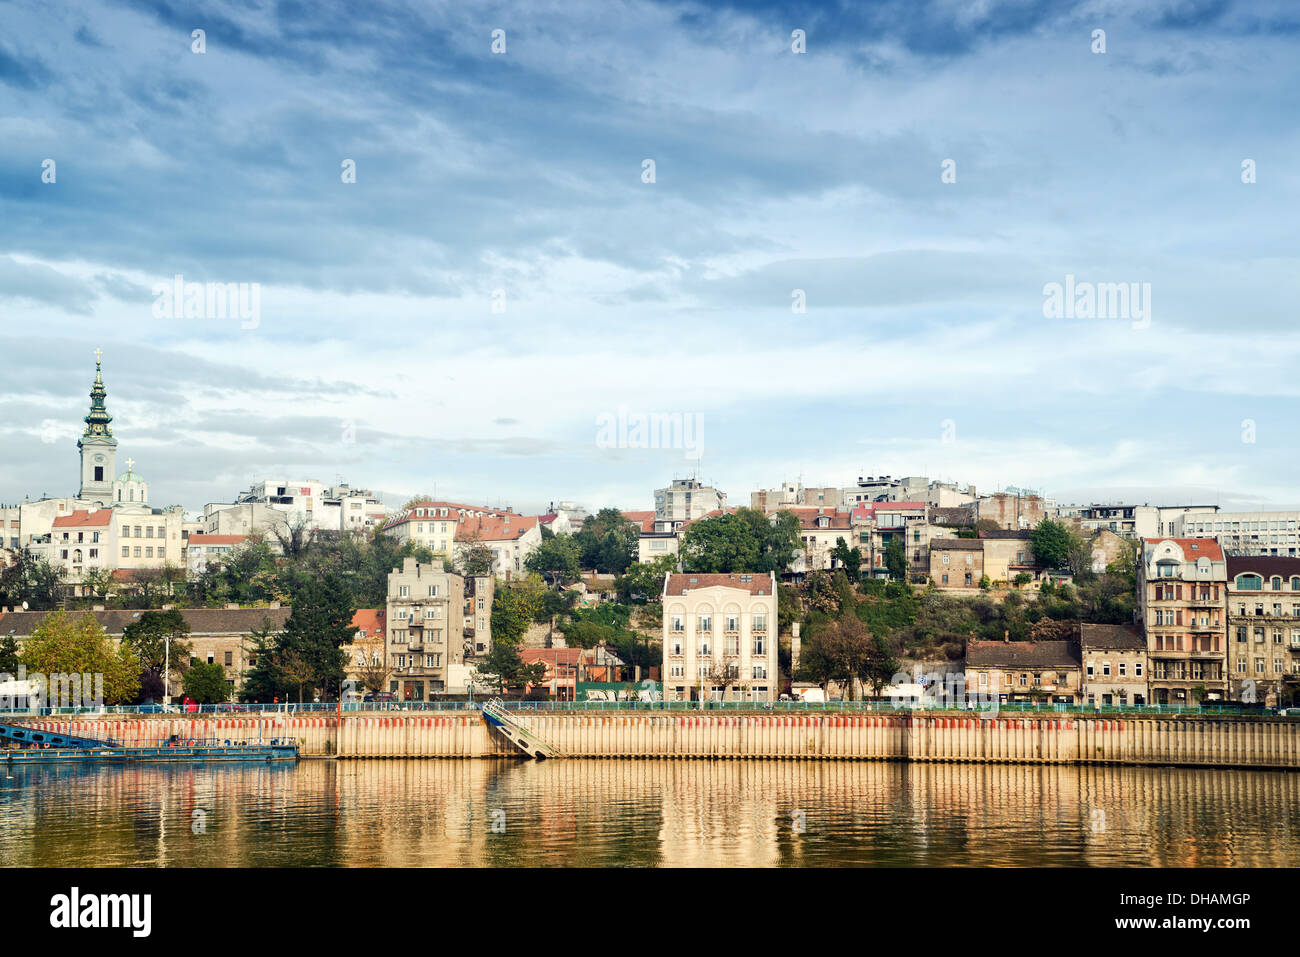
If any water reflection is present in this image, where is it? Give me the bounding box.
[0,760,1295,867]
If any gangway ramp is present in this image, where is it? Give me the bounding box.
[480,700,559,759]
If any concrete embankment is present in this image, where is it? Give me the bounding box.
[9,712,1300,770]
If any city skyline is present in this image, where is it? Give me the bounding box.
[1,0,1298,512]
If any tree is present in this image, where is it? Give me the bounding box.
[454,531,494,577]
[525,534,582,588]
[19,611,140,705]
[680,512,761,573]
[270,515,318,560]
[574,508,638,574]
[884,535,908,582]
[1030,519,1074,571]
[831,537,862,580]
[80,566,115,603]
[277,573,356,701]
[490,584,541,646]
[182,661,230,704]
[351,638,392,695]
[475,642,546,695]
[617,554,678,601]
[704,659,740,700]
[0,634,20,674]
[0,552,66,611]
[121,609,192,700]
[238,625,290,703]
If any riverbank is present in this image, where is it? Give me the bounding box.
[9,711,1300,769]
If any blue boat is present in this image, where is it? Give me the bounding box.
[0,723,298,764]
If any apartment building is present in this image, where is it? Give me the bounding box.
[661,572,778,703]
[1179,511,1300,557]
[1060,504,1219,540]
[383,500,509,558]
[654,478,727,522]
[1137,538,1228,704]
[455,512,541,580]
[185,534,253,575]
[790,507,853,572]
[976,492,1046,531]
[386,558,467,700]
[1079,623,1148,706]
[965,639,1081,704]
[1224,556,1300,705]
[222,480,387,535]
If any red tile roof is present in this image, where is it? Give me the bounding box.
[621,510,658,533]
[350,608,387,639]
[384,501,509,530]
[187,534,251,547]
[52,509,113,528]
[455,513,538,542]
[1142,538,1224,561]
[664,573,775,595]
[874,501,927,510]
[521,648,582,667]
[786,507,851,529]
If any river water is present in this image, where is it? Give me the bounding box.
[1,759,1296,867]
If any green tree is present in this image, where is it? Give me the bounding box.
[1030,519,1074,570]
[121,609,192,700]
[0,552,66,611]
[884,535,908,582]
[525,534,582,587]
[182,661,230,704]
[19,611,140,704]
[276,573,356,700]
[0,634,20,674]
[617,554,678,601]
[831,537,862,580]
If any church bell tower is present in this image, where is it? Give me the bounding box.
[78,349,117,505]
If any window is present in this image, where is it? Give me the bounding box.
[428,585,439,597]
[1135,662,1143,677]
[698,614,712,633]
[752,613,767,632]
[133,547,142,558]
[1236,574,1263,590]
[121,547,129,558]
[399,585,410,597]
[224,651,233,666]
[670,615,684,633]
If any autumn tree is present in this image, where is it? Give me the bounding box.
[19,611,140,705]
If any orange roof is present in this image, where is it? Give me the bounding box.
[350,608,387,639]
[1142,537,1224,561]
[187,534,250,547]
[521,648,582,666]
[455,513,538,542]
[786,507,852,529]
[665,573,774,595]
[52,509,113,528]
[622,510,658,533]
[384,501,511,529]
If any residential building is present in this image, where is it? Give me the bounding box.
[1060,503,1219,541]
[346,608,387,691]
[218,480,387,536]
[1179,511,1300,557]
[521,648,583,701]
[976,492,1046,531]
[455,512,541,580]
[929,538,983,588]
[964,639,1081,704]
[1224,556,1300,705]
[654,478,726,522]
[790,507,853,572]
[661,572,778,703]
[382,500,510,562]
[0,606,291,698]
[185,534,253,575]
[1137,538,1229,704]
[385,558,468,701]
[1080,623,1148,706]
[978,531,1038,584]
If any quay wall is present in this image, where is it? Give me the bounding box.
[8,712,1300,769]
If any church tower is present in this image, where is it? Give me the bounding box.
[77,349,117,505]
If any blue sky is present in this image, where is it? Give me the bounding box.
[1,0,1297,514]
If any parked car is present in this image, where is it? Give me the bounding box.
[363,692,397,703]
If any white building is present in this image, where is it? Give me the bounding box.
[661,572,779,703]
[1177,511,1300,556]
[654,478,727,522]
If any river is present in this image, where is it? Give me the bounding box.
[1,759,1296,867]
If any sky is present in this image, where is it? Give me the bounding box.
[1,0,1297,516]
